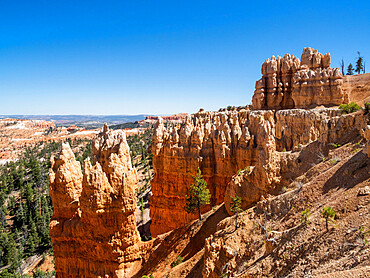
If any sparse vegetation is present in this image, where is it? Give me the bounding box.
[330,143,341,148]
[359,226,368,245]
[339,102,362,114]
[364,102,370,114]
[184,168,211,220]
[301,209,311,225]
[330,157,341,165]
[171,255,183,268]
[321,207,336,232]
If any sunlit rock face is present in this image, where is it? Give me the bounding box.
[150,108,365,236]
[252,47,348,110]
[49,125,142,278]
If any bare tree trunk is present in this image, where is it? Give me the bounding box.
[197,201,201,220]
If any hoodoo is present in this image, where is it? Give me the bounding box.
[252,47,348,110]
[49,124,142,278]
[150,108,366,236]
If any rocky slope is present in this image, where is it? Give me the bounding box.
[136,115,369,277]
[252,47,348,110]
[49,125,143,278]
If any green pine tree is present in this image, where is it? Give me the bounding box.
[230,194,243,228]
[184,169,211,220]
[356,51,364,74]
[347,63,354,75]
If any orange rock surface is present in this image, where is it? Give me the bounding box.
[252,47,348,110]
[138,113,188,126]
[49,124,142,278]
[150,108,368,236]
[343,72,370,105]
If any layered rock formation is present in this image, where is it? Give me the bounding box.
[151,109,367,235]
[252,47,348,110]
[49,125,142,278]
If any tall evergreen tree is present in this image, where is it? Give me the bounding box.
[184,169,211,220]
[356,51,364,74]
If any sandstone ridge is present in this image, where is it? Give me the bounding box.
[150,108,368,236]
[252,47,348,110]
[49,124,142,278]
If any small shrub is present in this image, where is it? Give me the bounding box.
[360,226,369,245]
[283,148,287,152]
[339,102,362,114]
[171,255,183,268]
[321,207,336,232]
[237,169,242,175]
[330,157,341,165]
[364,102,370,114]
[330,143,341,148]
[244,166,251,173]
[301,209,311,225]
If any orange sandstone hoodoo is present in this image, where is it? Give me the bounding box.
[49,124,142,278]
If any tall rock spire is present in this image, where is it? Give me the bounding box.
[49,126,142,278]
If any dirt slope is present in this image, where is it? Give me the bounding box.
[343,73,370,105]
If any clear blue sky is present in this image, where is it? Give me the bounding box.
[0,1,369,115]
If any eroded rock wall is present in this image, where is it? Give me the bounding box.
[49,125,142,278]
[151,109,366,235]
[252,47,348,110]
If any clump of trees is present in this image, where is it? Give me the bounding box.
[344,51,365,75]
[184,169,211,220]
[0,138,92,277]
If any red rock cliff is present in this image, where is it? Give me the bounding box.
[150,108,367,236]
[49,124,142,278]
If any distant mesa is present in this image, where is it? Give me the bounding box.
[138,113,188,126]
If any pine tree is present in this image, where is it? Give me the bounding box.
[184,169,211,220]
[347,63,354,75]
[230,194,243,228]
[356,51,364,74]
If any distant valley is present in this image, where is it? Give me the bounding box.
[0,114,151,129]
